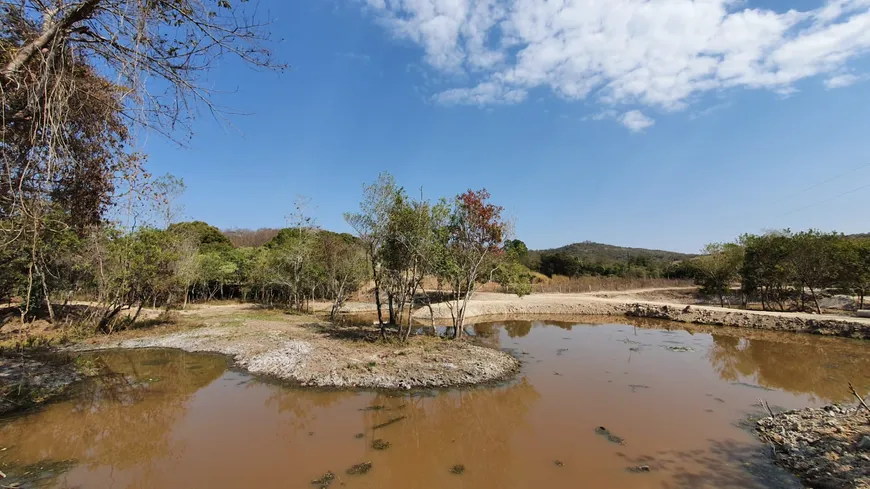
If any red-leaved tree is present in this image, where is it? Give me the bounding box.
[436,189,506,338]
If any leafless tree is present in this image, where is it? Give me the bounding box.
[1,0,283,320]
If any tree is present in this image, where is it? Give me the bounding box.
[435,189,508,339]
[504,239,530,267]
[152,174,187,228]
[172,231,201,309]
[838,238,870,310]
[94,227,178,332]
[539,252,581,277]
[494,238,533,296]
[2,0,281,323]
[168,221,233,253]
[257,198,319,311]
[739,231,795,311]
[319,233,368,321]
[380,191,451,341]
[345,173,400,339]
[494,260,532,297]
[692,243,743,308]
[789,230,842,314]
[2,0,281,136]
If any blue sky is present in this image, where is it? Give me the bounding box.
[143,0,870,253]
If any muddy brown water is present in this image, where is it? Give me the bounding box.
[3,319,870,489]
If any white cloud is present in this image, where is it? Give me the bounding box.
[689,101,733,120]
[824,73,867,87]
[619,110,655,132]
[580,108,654,131]
[436,81,528,104]
[360,0,870,121]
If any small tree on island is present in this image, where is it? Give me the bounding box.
[435,189,508,339]
[344,173,401,339]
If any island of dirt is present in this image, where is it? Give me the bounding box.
[411,291,870,339]
[756,404,870,489]
[68,309,520,390]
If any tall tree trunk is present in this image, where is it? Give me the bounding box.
[38,265,55,323]
[131,301,145,323]
[373,281,385,340]
[809,286,821,314]
[388,292,395,326]
[451,280,462,339]
[1,0,101,84]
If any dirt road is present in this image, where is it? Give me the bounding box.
[411,290,870,339]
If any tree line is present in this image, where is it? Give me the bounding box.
[531,251,694,280]
[1,171,528,339]
[1,0,282,327]
[691,230,870,312]
[0,2,533,341]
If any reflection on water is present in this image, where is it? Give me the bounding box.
[708,332,870,401]
[1,320,868,489]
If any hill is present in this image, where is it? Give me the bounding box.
[533,241,695,264]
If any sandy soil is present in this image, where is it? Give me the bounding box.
[69,307,519,390]
[756,404,870,489]
[411,288,870,339]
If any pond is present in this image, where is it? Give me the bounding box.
[2,318,870,489]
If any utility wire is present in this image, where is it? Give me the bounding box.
[777,181,870,217]
[773,161,870,204]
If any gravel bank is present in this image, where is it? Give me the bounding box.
[756,404,870,489]
[412,293,870,339]
[71,320,519,390]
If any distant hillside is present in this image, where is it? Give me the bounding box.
[222,228,281,247]
[532,241,696,264]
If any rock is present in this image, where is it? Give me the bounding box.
[346,462,372,475]
[310,471,335,486]
[594,426,626,445]
[755,404,870,488]
[627,465,651,473]
[371,439,391,450]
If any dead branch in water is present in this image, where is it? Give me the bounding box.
[372,416,406,430]
[759,398,775,418]
[848,382,870,416]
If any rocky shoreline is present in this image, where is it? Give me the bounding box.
[756,404,870,489]
[69,320,520,390]
[412,293,870,339]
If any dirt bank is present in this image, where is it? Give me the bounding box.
[411,292,870,339]
[0,355,82,416]
[70,311,519,390]
[756,404,870,489]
